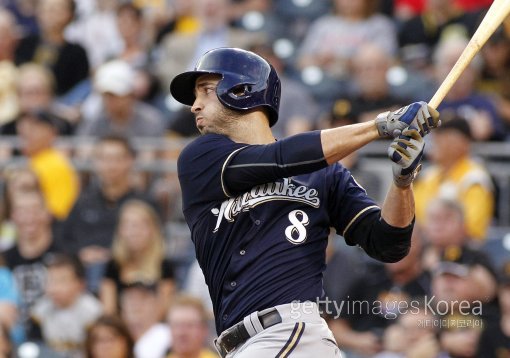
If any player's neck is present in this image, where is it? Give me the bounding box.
[228,113,275,144]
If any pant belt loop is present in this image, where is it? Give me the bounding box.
[248,311,264,335]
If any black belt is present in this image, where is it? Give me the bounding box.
[215,308,282,357]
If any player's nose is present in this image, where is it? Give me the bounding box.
[191,97,202,113]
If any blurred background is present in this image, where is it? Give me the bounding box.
[0,0,509,357]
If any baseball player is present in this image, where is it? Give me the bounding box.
[170,47,440,357]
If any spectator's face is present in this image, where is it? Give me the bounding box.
[353,47,390,98]
[16,115,56,155]
[38,0,73,34]
[432,270,483,305]
[334,0,367,18]
[89,325,130,358]
[121,288,159,339]
[195,0,228,31]
[118,207,154,253]
[102,92,134,119]
[397,311,435,345]
[45,265,84,308]
[6,169,39,198]
[117,7,142,42]
[94,141,134,186]
[435,45,478,99]
[423,203,465,248]
[428,130,469,168]
[168,306,208,355]
[11,193,51,240]
[17,70,53,112]
[482,40,510,71]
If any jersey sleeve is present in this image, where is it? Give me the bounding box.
[177,134,247,211]
[178,132,328,209]
[223,130,327,196]
[327,164,380,237]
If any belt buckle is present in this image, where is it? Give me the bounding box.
[215,326,238,357]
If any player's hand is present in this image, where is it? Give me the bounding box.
[388,127,424,188]
[375,101,440,137]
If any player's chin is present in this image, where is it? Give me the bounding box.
[197,124,206,134]
[198,125,221,136]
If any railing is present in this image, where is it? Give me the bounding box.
[2,136,509,226]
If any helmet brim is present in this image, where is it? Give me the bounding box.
[170,70,218,106]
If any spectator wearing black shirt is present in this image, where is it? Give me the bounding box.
[3,190,60,338]
[60,135,157,293]
[398,0,482,69]
[14,0,89,96]
[100,200,175,319]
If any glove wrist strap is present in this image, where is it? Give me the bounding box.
[375,111,391,137]
[393,163,422,188]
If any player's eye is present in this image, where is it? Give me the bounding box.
[205,87,215,95]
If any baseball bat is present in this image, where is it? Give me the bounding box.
[428,0,510,109]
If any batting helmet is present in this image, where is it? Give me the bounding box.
[170,47,281,126]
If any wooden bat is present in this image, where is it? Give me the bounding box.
[429,0,510,109]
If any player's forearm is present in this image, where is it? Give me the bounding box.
[321,121,379,165]
[381,183,415,228]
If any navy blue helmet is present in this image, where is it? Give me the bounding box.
[170,47,281,127]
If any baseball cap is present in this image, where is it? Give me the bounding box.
[435,115,472,140]
[94,60,135,96]
[435,245,496,278]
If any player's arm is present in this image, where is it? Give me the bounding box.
[380,127,426,228]
[321,101,438,165]
[224,102,438,196]
[344,128,425,262]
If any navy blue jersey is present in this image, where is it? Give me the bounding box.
[178,133,379,333]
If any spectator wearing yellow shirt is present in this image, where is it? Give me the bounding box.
[17,109,79,220]
[414,116,494,240]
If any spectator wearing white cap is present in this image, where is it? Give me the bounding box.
[77,60,165,138]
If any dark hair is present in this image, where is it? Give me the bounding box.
[117,3,142,20]
[44,253,85,280]
[85,315,135,358]
[435,115,472,140]
[96,134,137,158]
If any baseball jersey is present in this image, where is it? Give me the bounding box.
[178,132,380,333]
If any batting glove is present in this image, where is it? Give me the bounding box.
[388,127,425,188]
[375,101,440,138]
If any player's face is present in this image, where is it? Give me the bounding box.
[192,74,240,136]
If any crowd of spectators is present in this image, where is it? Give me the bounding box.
[0,0,509,357]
